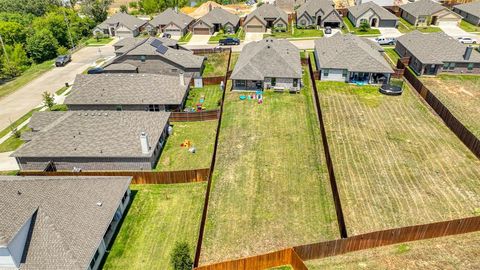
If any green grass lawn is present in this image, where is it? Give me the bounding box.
[0,60,55,99]
[398,18,442,33]
[384,48,401,66]
[0,125,30,153]
[0,170,18,175]
[179,32,193,43]
[342,18,381,36]
[208,27,245,43]
[102,183,206,270]
[229,52,239,71]
[459,19,480,32]
[84,37,113,46]
[202,52,230,77]
[0,107,42,139]
[264,25,324,39]
[185,85,223,110]
[55,86,69,96]
[200,68,339,265]
[155,121,217,171]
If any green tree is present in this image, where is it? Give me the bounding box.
[1,44,31,78]
[359,21,370,32]
[0,21,26,45]
[0,12,35,26]
[170,241,193,270]
[42,91,55,109]
[81,0,113,23]
[120,4,128,13]
[129,1,138,8]
[140,0,161,14]
[0,0,61,16]
[26,29,59,63]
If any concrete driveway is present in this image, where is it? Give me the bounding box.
[439,23,479,40]
[378,27,403,38]
[0,152,19,171]
[188,34,211,46]
[244,32,264,44]
[0,43,115,131]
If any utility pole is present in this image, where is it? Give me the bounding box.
[0,34,8,63]
[62,5,75,49]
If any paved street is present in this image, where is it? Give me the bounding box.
[0,43,115,131]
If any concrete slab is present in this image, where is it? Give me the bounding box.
[378,27,403,38]
[0,152,19,171]
[188,34,212,46]
[244,32,264,44]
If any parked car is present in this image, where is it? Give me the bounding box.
[219,37,240,46]
[55,55,71,67]
[324,26,332,35]
[87,67,104,74]
[457,37,477,44]
[375,37,396,45]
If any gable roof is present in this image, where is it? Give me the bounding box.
[348,1,398,20]
[314,33,394,73]
[397,30,480,64]
[96,12,147,31]
[197,7,240,27]
[275,0,307,13]
[150,8,194,29]
[454,2,480,18]
[12,111,170,158]
[0,175,131,269]
[231,38,302,80]
[113,37,179,54]
[400,0,446,17]
[65,74,190,106]
[244,4,288,25]
[297,0,337,18]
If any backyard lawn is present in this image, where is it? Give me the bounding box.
[200,69,339,265]
[306,231,480,269]
[185,85,223,110]
[0,125,30,153]
[384,48,401,66]
[208,27,245,43]
[178,32,193,43]
[229,52,239,71]
[202,51,230,77]
[317,82,480,236]
[459,19,480,33]
[0,60,55,99]
[155,121,217,171]
[264,25,324,39]
[398,18,442,33]
[421,74,480,138]
[342,18,381,36]
[102,183,206,270]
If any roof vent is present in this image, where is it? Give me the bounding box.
[464,46,473,60]
[17,190,21,195]
[96,202,103,207]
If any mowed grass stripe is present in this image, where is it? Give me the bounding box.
[200,71,339,265]
[317,82,480,236]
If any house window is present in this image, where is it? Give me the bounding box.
[148,105,160,111]
[277,23,284,28]
[323,69,329,77]
[360,19,368,24]
[293,78,298,87]
[235,80,246,87]
[300,20,306,26]
[342,70,348,77]
[443,62,449,69]
[449,62,456,70]
[271,77,276,86]
[140,55,146,62]
[467,63,474,70]
[116,105,122,111]
[89,250,100,269]
[122,190,128,204]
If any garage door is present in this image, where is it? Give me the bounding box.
[193,28,210,35]
[324,22,341,28]
[246,25,264,33]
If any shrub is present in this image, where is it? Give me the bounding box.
[170,241,193,270]
[26,29,59,63]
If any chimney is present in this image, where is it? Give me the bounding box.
[464,46,473,60]
[140,132,150,154]
[208,4,212,11]
[179,72,185,86]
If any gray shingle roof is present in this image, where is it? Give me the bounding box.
[231,38,302,80]
[65,73,190,106]
[102,63,138,71]
[0,175,131,269]
[150,8,194,29]
[245,4,288,25]
[113,37,179,54]
[314,33,394,73]
[12,111,170,158]
[275,0,307,13]
[197,7,240,27]
[348,1,398,20]
[454,2,480,18]
[297,0,337,19]
[96,12,147,31]
[400,0,445,17]
[28,111,65,131]
[397,30,480,64]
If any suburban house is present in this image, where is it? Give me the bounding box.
[93,12,149,38]
[65,73,191,111]
[314,33,394,84]
[347,1,399,28]
[355,0,395,7]
[192,7,240,34]
[12,111,171,171]
[453,2,480,26]
[103,37,205,75]
[243,4,288,32]
[296,0,344,28]
[0,175,131,270]
[395,30,480,75]
[275,0,306,13]
[149,8,194,37]
[400,0,462,27]
[231,38,302,91]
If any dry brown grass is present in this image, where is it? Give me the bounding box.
[317,81,480,236]
[306,231,480,269]
[421,74,480,138]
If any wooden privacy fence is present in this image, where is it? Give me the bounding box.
[294,215,480,261]
[192,48,231,55]
[195,248,307,270]
[19,168,210,184]
[170,110,220,122]
[399,60,480,159]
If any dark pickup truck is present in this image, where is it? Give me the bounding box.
[219,37,240,46]
[55,55,71,67]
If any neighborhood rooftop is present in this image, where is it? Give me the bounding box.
[348,1,398,20]
[150,8,194,28]
[400,0,445,17]
[397,30,480,64]
[231,38,302,81]
[454,2,480,18]
[11,111,170,158]
[65,73,190,106]
[97,12,147,31]
[297,0,337,18]
[0,175,131,269]
[245,4,288,25]
[198,7,240,27]
[314,33,393,73]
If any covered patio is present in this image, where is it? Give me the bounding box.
[349,72,391,84]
